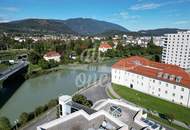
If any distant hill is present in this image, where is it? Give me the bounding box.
[0,18,129,35]
[138,28,187,36]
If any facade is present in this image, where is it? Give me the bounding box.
[162,31,190,69]
[112,56,190,108]
[43,51,61,62]
[37,95,166,130]
[99,42,112,52]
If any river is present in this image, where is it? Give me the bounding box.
[0,62,113,123]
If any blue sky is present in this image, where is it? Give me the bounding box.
[0,0,190,31]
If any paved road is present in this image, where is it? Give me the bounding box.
[80,78,110,103]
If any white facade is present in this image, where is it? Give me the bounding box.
[43,54,61,62]
[112,68,190,108]
[162,31,190,69]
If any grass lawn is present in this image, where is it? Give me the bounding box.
[0,64,9,71]
[112,84,190,124]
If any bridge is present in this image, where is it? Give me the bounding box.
[0,61,29,81]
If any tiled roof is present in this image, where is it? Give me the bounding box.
[44,51,60,57]
[112,56,190,89]
[99,42,112,49]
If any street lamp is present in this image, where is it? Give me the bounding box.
[14,119,19,130]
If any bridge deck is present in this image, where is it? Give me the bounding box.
[0,61,29,81]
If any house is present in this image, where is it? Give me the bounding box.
[37,95,165,130]
[99,42,112,52]
[112,56,190,108]
[43,51,61,62]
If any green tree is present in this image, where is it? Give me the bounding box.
[0,117,11,130]
[38,59,50,69]
[28,51,41,64]
[19,112,29,125]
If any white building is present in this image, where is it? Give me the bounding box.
[37,95,165,130]
[162,31,190,69]
[112,56,190,108]
[43,51,61,62]
[99,42,112,52]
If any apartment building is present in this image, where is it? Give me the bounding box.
[162,31,190,69]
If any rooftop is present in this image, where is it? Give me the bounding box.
[44,51,60,57]
[112,56,190,88]
[99,42,112,49]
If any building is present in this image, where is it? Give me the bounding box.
[112,56,190,108]
[162,31,190,69]
[43,51,61,62]
[99,42,112,52]
[37,95,165,130]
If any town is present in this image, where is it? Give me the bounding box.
[0,1,190,130]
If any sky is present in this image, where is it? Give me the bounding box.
[0,0,190,31]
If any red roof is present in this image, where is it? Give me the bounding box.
[99,42,112,49]
[112,56,190,89]
[44,51,60,57]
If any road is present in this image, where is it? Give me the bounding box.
[0,61,28,80]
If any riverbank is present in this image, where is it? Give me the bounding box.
[27,57,118,79]
[0,63,111,123]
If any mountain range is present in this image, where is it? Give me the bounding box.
[0,18,128,35]
[0,18,188,36]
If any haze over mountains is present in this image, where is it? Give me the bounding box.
[0,18,187,36]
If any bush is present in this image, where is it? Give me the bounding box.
[19,112,29,125]
[48,99,58,109]
[72,94,93,107]
[0,117,12,130]
[34,106,46,116]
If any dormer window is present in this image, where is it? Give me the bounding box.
[163,73,169,79]
[176,76,182,83]
[157,72,163,78]
[169,75,175,81]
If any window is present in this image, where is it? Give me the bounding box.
[166,83,168,87]
[159,81,161,85]
[130,84,133,88]
[158,88,161,92]
[173,93,175,96]
[181,96,183,99]
[165,91,168,94]
[173,86,176,89]
[181,88,184,91]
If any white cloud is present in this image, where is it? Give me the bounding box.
[174,20,190,25]
[0,7,19,12]
[113,11,140,20]
[130,3,161,10]
[130,0,190,11]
